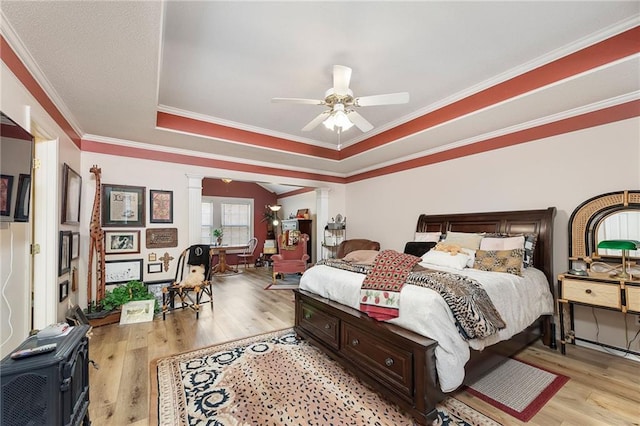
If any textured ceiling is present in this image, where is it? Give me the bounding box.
[1,1,638,180]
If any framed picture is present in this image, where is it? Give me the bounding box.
[71,232,80,259]
[101,184,145,227]
[150,189,173,223]
[147,262,162,274]
[119,299,155,325]
[59,280,69,302]
[59,230,72,276]
[65,304,90,327]
[14,174,31,222]
[71,267,78,292]
[105,259,143,284]
[104,230,141,255]
[1,174,14,216]
[61,163,82,225]
[145,279,172,309]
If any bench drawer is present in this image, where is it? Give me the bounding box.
[299,302,340,349]
[341,323,413,397]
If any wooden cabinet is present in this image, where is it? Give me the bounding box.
[558,273,640,354]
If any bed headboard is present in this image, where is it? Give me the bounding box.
[416,207,556,288]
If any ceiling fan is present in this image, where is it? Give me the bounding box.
[272,65,409,133]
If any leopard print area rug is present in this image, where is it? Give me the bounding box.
[151,329,501,426]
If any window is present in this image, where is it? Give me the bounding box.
[202,197,253,247]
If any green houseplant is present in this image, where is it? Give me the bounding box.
[100,280,159,312]
[213,228,224,245]
[85,280,159,326]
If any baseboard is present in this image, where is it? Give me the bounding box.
[574,338,640,362]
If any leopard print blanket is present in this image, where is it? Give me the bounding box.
[316,259,506,340]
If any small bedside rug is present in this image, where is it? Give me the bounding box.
[151,329,501,426]
[466,358,569,422]
[264,273,301,290]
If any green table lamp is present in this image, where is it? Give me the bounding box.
[597,239,640,279]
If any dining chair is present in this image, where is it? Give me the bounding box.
[237,237,258,269]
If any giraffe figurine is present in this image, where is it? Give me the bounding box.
[87,165,106,311]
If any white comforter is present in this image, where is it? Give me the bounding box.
[299,261,554,392]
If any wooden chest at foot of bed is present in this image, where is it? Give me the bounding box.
[294,289,444,425]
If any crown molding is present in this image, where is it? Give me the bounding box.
[345,93,639,178]
[0,10,84,139]
[82,133,347,178]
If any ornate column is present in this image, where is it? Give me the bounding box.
[186,174,204,246]
[315,187,330,260]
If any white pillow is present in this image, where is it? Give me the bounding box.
[461,248,476,268]
[480,235,525,251]
[443,231,485,250]
[414,232,442,242]
[421,249,470,270]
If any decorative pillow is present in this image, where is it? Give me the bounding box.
[473,249,524,276]
[421,249,470,270]
[480,235,525,251]
[443,231,485,250]
[414,232,443,242]
[404,241,437,257]
[484,233,537,268]
[342,250,379,265]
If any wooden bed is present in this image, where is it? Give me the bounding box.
[294,207,557,425]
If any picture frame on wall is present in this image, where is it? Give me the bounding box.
[59,231,72,276]
[71,232,80,260]
[61,163,82,225]
[150,189,173,223]
[14,173,31,222]
[1,174,14,216]
[59,280,69,302]
[105,258,143,284]
[147,262,162,274]
[104,230,141,255]
[101,184,145,227]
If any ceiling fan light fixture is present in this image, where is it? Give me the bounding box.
[333,110,353,130]
[322,103,353,131]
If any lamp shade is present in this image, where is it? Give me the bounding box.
[597,240,640,250]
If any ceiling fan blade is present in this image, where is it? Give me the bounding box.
[271,97,324,105]
[354,92,410,107]
[333,65,352,95]
[302,111,330,132]
[347,110,373,132]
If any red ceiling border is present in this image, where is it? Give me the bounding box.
[1,36,81,147]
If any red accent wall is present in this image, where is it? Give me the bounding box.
[202,179,278,265]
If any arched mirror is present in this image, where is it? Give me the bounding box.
[568,190,640,272]
[596,211,640,258]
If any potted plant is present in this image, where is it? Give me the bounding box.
[213,228,224,245]
[85,280,158,326]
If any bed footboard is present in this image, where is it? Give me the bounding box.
[294,289,445,425]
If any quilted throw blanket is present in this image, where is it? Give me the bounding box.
[315,255,506,339]
[359,250,422,320]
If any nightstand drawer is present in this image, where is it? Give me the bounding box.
[626,286,640,313]
[562,278,620,308]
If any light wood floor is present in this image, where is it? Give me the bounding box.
[87,267,639,426]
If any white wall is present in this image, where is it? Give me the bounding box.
[79,151,346,303]
[1,64,81,356]
[345,117,640,353]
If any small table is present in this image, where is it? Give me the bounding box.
[210,244,248,274]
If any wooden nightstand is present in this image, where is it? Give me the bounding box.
[557,272,640,354]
